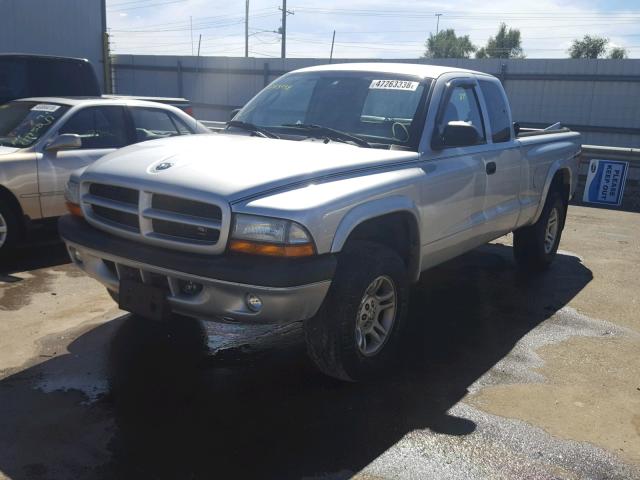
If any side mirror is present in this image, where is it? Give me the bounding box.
[46,134,82,152]
[436,121,481,149]
[229,108,241,121]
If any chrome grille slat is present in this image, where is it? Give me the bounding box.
[81,181,229,255]
[141,208,222,229]
[84,194,139,215]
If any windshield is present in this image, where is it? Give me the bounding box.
[0,101,68,148]
[234,71,430,149]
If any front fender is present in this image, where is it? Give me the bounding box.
[331,195,421,250]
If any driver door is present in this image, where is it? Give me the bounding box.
[38,105,130,217]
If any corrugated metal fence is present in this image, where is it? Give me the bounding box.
[112,56,640,149]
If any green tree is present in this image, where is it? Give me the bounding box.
[608,47,628,59]
[568,35,609,58]
[476,23,524,59]
[423,29,476,59]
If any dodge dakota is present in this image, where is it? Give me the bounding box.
[59,63,581,381]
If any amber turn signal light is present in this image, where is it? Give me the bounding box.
[229,240,315,257]
[66,202,83,217]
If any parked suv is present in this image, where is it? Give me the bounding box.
[0,54,100,105]
[0,97,209,255]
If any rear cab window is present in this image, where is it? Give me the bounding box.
[478,79,512,143]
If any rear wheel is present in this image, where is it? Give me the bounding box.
[513,190,566,271]
[304,241,409,381]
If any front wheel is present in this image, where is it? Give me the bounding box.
[0,203,20,259]
[304,241,409,381]
[513,190,566,271]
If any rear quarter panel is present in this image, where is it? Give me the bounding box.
[516,131,581,228]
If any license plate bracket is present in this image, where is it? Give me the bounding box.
[118,278,170,322]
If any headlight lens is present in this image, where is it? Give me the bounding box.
[64,180,83,217]
[64,180,80,205]
[232,214,312,244]
[232,215,289,243]
[229,214,315,257]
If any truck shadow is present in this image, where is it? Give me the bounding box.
[0,242,593,479]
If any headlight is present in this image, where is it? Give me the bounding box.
[64,180,83,217]
[229,214,315,257]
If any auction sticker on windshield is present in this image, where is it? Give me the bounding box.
[369,80,419,91]
[31,104,61,112]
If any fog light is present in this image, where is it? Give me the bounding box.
[180,280,203,296]
[245,293,263,312]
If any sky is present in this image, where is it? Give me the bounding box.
[106,0,640,59]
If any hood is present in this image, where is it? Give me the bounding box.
[82,133,418,202]
[0,146,20,156]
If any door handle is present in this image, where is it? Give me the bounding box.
[486,161,497,175]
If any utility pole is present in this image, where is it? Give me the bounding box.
[245,0,249,57]
[279,0,294,58]
[435,13,442,34]
[329,30,336,62]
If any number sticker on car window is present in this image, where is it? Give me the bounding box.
[369,80,419,91]
[31,104,61,112]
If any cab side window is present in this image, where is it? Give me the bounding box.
[59,106,128,149]
[478,79,511,143]
[440,85,486,144]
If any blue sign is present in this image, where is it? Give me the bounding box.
[583,159,629,206]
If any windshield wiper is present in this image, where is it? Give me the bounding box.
[280,123,371,148]
[226,120,279,139]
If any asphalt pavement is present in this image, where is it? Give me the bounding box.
[0,206,639,480]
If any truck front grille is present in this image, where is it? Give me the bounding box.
[81,181,229,254]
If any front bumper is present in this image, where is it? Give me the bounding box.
[59,215,335,324]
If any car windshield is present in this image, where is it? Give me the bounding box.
[234,71,430,149]
[0,101,68,148]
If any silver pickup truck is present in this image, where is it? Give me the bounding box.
[60,63,581,381]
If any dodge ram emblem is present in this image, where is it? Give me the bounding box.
[155,162,173,171]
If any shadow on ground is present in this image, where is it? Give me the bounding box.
[0,220,69,279]
[0,243,593,479]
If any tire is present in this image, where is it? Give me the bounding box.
[107,288,119,304]
[513,189,567,271]
[304,241,409,381]
[0,202,21,259]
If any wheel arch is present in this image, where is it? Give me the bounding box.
[531,164,572,225]
[331,196,422,282]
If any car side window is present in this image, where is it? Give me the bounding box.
[59,106,128,149]
[478,79,511,143]
[171,113,195,135]
[130,108,182,143]
[439,85,486,144]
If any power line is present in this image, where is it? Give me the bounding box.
[108,0,187,12]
